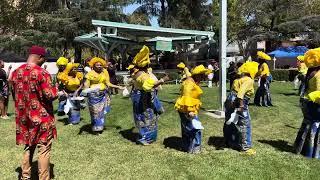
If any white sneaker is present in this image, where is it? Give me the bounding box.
[1,116,10,120]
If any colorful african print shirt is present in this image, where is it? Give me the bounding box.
[11,64,58,145]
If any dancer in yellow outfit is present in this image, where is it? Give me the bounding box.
[177,62,192,82]
[84,57,123,133]
[57,63,85,124]
[297,55,308,96]
[56,57,69,115]
[254,51,273,107]
[224,61,259,155]
[294,49,320,158]
[175,65,211,153]
[130,46,168,145]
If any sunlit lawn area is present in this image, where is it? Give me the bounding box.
[1,82,320,179]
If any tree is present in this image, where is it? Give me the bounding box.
[0,0,134,56]
[134,0,213,30]
[212,0,313,55]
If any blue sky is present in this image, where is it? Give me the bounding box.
[123,3,159,27]
[123,0,212,27]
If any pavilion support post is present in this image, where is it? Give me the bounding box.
[219,0,227,112]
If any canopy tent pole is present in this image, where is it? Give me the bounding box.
[219,0,227,112]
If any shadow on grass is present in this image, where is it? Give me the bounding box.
[163,136,185,152]
[16,162,54,180]
[285,124,299,130]
[57,117,68,125]
[119,127,138,143]
[58,117,86,126]
[280,92,298,96]
[208,136,225,150]
[160,99,175,105]
[258,139,293,153]
[78,124,99,135]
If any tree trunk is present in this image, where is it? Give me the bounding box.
[160,0,166,27]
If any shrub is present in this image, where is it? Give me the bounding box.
[271,69,299,81]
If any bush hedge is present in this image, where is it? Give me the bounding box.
[271,69,299,82]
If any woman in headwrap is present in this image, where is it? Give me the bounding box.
[296,55,308,96]
[174,65,211,153]
[56,57,69,116]
[177,62,191,82]
[224,61,259,155]
[294,49,320,158]
[130,46,168,145]
[84,57,123,133]
[57,63,85,124]
[254,51,273,107]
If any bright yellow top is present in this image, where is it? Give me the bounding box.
[258,62,270,76]
[298,62,308,75]
[305,70,320,103]
[103,69,115,87]
[56,63,83,92]
[175,78,203,114]
[232,76,254,99]
[134,72,156,92]
[305,70,320,98]
[85,70,109,90]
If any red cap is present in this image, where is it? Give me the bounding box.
[29,46,46,56]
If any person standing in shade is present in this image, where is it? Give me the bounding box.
[207,60,214,88]
[130,46,168,145]
[254,51,273,107]
[10,46,58,180]
[212,60,220,87]
[175,65,211,153]
[0,60,12,119]
[107,60,119,95]
[294,49,320,159]
[224,61,259,155]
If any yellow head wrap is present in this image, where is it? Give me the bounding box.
[257,51,271,61]
[126,64,135,70]
[177,62,186,69]
[297,55,305,62]
[191,65,212,76]
[88,57,107,68]
[238,61,259,79]
[56,57,69,66]
[304,49,320,68]
[133,46,150,68]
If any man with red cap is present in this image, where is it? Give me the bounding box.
[10,45,58,180]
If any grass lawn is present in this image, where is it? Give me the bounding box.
[1,82,320,179]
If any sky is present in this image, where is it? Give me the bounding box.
[122,0,212,27]
[122,3,159,27]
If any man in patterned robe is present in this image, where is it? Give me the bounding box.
[10,46,58,180]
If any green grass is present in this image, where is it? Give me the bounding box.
[1,82,320,179]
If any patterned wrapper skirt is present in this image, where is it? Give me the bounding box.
[224,92,252,151]
[294,98,320,158]
[178,112,202,153]
[57,95,67,115]
[104,93,111,114]
[88,91,108,132]
[67,94,86,125]
[254,75,272,106]
[131,90,160,144]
